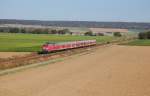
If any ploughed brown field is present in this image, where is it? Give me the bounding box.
[0,45,150,96]
[0,52,31,59]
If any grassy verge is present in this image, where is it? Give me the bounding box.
[123,39,150,46]
[0,33,116,52]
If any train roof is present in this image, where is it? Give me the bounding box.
[45,40,96,45]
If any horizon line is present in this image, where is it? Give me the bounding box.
[0,18,150,24]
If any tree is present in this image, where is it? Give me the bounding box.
[0,28,4,32]
[57,29,70,35]
[96,33,104,36]
[84,31,93,36]
[43,29,49,34]
[58,30,66,34]
[20,29,26,33]
[147,31,150,39]
[138,32,147,39]
[69,32,73,35]
[31,28,43,34]
[63,29,70,34]
[113,32,122,37]
[9,28,20,33]
[138,31,150,39]
[50,29,58,34]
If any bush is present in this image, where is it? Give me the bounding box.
[147,31,150,39]
[20,29,26,33]
[9,28,20,33]
[113,32,122,37]
[138,32,147,39]
[138,31,150,39]
[96,33,104,36]
[84,31,93,36]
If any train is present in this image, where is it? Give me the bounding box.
[42,40,96,53]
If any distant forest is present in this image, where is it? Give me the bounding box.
[0,19,150,29]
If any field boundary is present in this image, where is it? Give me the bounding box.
[0,48,94,76]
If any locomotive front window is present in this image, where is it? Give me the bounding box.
[45,42,56,45]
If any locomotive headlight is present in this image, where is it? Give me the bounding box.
[43,47,48,50]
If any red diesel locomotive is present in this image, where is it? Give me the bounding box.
[42,40,96,53]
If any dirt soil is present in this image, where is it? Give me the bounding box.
[0,52,31,59]
[0,45,150,96]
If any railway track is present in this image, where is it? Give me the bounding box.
[0,37,134,70]
[0,44,99,70]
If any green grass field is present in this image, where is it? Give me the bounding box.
[0,33,116,52]
[125,39,150,46]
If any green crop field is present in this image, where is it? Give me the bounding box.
[125,39,150,46]
[0,33,116,52]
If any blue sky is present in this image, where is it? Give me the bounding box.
[0,0,150,22]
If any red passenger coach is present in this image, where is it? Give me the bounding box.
[42,40,96,53]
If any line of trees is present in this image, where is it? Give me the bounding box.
[138,31,150,39]
[0,27,71,35]
[0,27,104,36]
[0,27,123,37]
